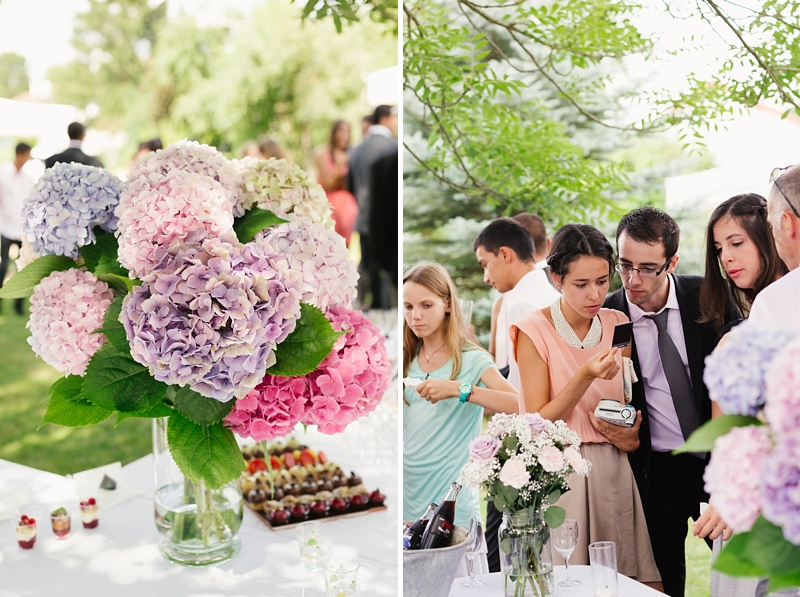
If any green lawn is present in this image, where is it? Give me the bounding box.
[0,298,151,475]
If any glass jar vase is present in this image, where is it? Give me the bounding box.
[498,509,554,597]
[152,418,243,566]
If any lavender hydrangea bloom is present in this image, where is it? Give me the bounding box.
[23,162,123,257]
[760,435,800,545]
[121,237,302,402]
[703,322,797,416]
[765,337,800,439]
[129,139,239,201]
[255,221,358,310]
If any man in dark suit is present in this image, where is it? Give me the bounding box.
[348,105,397,309]
[602,207,736,597]
[44,122,103,169]
[368,147,398,303]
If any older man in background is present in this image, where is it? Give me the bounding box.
[0,142,34,314]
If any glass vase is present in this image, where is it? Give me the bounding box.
[498,509,554,597]
[152,418,243,566]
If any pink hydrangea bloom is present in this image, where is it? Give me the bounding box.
[765,338,800,440]
[255,221,358,311]
[704,425,772,532]
[27,269,114,376]
[224,377,309,441]
[225,305,392,439]
[115,169,234,278]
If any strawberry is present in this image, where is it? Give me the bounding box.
[299,450,315,467]
[283,452,296,468]
[248,459,267,474]
[318,451,328,464]
[269,455,282,471]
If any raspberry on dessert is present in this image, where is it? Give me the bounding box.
[15,516,37,549]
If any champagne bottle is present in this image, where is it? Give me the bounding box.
[419,482,461,550]
[403,503,438,550]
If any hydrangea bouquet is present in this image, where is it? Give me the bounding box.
[677,322,800,591]
[1,141,392,494]
[460,412,591,597]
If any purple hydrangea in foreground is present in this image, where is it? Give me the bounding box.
[121,237,302,402]
[703,321,797,416]
[23,162,123,258]
[761,435,800,545]
[765,337,800,440]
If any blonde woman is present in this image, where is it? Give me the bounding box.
[403,261,518,528]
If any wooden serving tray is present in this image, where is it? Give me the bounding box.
[245,501,388,531]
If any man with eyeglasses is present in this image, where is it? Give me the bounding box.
[603,207,736,597]
[748,165,800,330]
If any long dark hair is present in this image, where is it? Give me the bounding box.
[699,193,788,332]
[548,224,615,278]
[328,120,349,153]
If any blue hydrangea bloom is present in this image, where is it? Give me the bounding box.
[22,162,123,258]
[704,321,797,416]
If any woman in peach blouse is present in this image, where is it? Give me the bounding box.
[511,224,661,589]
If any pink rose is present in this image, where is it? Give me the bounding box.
[564,447,588,476]
[539,446,565,473]
[522,413,548,435]
[469,436,501,462]
[498,459,530,489]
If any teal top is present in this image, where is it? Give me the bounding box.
[403,347,495,529]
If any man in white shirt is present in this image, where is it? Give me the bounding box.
[0,142,33,314]
[475,217,560,388]
[749,164,800,329]
[473,216,560,572]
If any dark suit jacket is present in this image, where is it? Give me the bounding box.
[368,149,398,283]
[44,147,103,169]
[347,134,397,235]
[603,274,737,506]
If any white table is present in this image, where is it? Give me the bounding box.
[0,402,399,597]
[449,565,663,597]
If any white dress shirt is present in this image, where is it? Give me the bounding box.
[748,267,800,332]
[505,268,561,388]
[0,162,34,241]
[626,275,691,452]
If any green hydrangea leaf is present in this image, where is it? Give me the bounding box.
[673,415,760,454]
[40,375,113,429]
[744,516,800,576]
[0,254,75,298]
[116,401,173,424]
[93,295,131,355]
[173,385,236,426]
[268,302,343,377]
[713,532,766,577]
[79,228,119,273]
[81,344,167,412]
[233,207,287,244]
[166,412,244,489]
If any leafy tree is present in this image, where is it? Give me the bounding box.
[48,0,167,130]
[295,0,398,32]
[0,52,28,98]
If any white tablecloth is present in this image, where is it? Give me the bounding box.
[449,565,663,597]
[0,401,399,597]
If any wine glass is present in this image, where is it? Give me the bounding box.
[460,518,485,587]
[552,518,580,587]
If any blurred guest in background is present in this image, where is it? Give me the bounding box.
[315,120,358,246]
[369,147,399,293]
[258,137,288,161]
[45,122,103,169]
[0,142,33,314]
[348,105,398,309]
[360,115,373,141]
[241,140,263,159]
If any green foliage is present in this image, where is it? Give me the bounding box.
[0,52,29,98]
[0,255,76,299]
[296,0,397,32]
[41,376,113,428]
[269,302,343,377]
[81,344,167,412]
[673,415,761,454]
[233,208,287,244]
[543,505,565,528]
[172,386,235,427]
[166,411,244,490]
[93,296,130,356]
[713,516,800,591]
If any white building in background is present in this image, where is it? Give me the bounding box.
[666,102,800,211]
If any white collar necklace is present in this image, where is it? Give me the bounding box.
[550,298,602,349]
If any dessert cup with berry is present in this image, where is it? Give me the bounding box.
[15,515,36,549]
[50,507,71,539]
[79,498,100,529]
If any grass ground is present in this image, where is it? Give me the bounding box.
[0,298,151,475]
